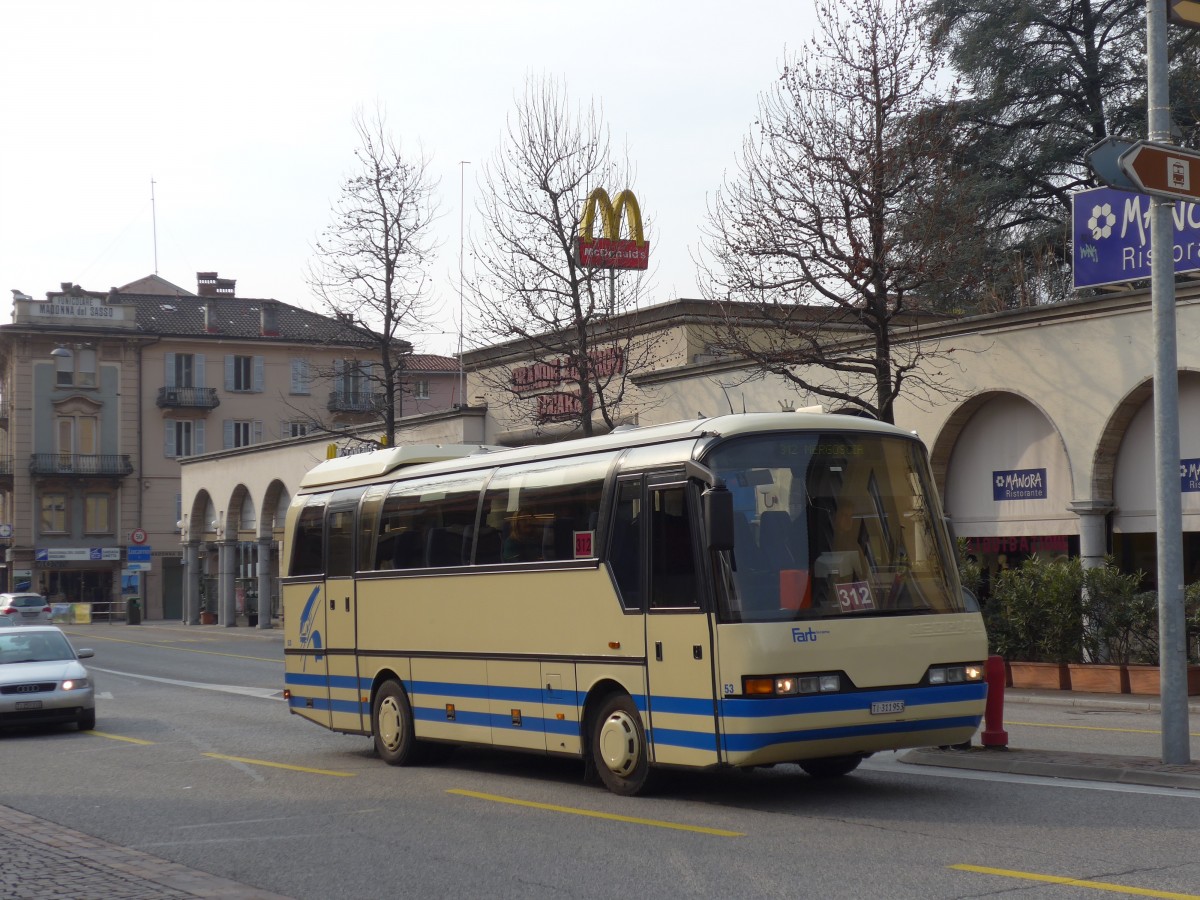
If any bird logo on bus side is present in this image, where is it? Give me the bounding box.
[298,585,323,668]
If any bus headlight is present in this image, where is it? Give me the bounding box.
[743,673,843,696]
[928,664,985,685]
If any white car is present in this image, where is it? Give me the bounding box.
[0,626,96,730]
[0,593,51,626]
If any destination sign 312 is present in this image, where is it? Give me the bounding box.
[1072,186,1200,290]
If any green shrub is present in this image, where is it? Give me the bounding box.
[1080,562,1153,665]
[987,556,1084,663]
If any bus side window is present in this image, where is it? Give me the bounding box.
[290,499,326,577]
[650,486,699,609]
[608,480,642,610]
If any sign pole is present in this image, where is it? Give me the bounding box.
[1147,0,1191,765]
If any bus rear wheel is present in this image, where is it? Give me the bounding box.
[373,680,418,766]
[799,754,864,779]
[590,693,653,796]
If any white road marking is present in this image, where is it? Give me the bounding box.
[89,666,284,700]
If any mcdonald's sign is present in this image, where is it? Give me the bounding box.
[574,188,650,270]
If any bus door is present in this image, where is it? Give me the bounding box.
[643,478,722,768]
[324,490,363,733]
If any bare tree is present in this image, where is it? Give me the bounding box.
[701,0,972,423]
[307,108,440,446]
[468,76,663,439]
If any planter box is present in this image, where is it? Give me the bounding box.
[1008,661,1071,690]
[1126,664,1200,696]
[1067,663,1129,694]
[199,611,217,625]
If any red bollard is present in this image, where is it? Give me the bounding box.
[980,654,1009,748]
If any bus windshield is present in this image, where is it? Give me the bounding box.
[706,431,962,623]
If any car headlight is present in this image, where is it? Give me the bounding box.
[62,678,90,691]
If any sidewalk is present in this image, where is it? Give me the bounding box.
[900,688,1200,791]
[0,803,292,900]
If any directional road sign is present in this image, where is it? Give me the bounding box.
[1118,140,1200,202]
[1169,0,1200,27]
[1085,137,1139,192]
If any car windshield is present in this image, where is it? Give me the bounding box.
[10,597,43,608]
[706,431,963,623]
[0,632,74,663]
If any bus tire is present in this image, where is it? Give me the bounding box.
[799,754,864,779]
[373,680,418,766]
[590,693,653,796]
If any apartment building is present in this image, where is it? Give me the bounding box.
[0,273,454,620]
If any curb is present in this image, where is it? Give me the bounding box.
[1004,689,1200,715]
[900,747,1200,791]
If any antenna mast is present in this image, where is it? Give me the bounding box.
[150,177,159,274]
[458,160,470,407]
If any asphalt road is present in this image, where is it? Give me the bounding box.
[3,622,1198,900]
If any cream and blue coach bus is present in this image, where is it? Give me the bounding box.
[282,412,987,795]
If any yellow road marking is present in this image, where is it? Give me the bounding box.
[203,752,355,777]
[1008,720,1200,737]
[953,864,1200,899]
[448,789,744,837]
[61,629,277,663]
[89,731,154,745]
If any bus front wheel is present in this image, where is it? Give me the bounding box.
[590,693,653,796]
[373,680,418,766]
[799,754,864,779]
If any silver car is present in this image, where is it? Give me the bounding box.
[0,626,96,730]
[0,593,51,626]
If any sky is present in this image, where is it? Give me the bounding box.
[0,1,819,356]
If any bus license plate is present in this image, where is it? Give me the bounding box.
[870,700,904,715]
[15,700,43,711]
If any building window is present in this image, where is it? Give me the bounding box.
[165,419,205,458]
[226,355,263,392]
[54,347,96,387]
[226,419,263,449]
[290,359,310,395]
[40,493,68,534]
[414,379,430,400]
[175,353,194,387]
[85,494,111,534]
[286,421,309,438]
[232,356,252,391]
[57,415,98,456]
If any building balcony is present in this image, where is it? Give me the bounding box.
[328,390,382,413]
[29,453,134,477]
[157,386,220,410]
[0,455,12,477]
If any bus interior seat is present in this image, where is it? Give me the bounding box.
[425,527,465,567]
[757,509,796,567]
[474,524,502,565]
[391,530,425,569]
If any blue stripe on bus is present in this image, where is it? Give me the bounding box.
[647,695,716,716]
[720,714,983,753]
[648,727,720,752]
[719,683,986,718]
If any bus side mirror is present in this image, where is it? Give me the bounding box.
[703,485,734,552]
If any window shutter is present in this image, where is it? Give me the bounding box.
[164,422,176,458]
[196,354,206,388]
[195,420,206,454]
[224,355,235,391]
[253,356,264,392]
[223,419,234,450]
[164,353,176,389]
[291,358,309,394]
[253,420,263,443]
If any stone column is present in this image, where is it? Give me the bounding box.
[1068,500,1114,570]
[219,539,237,626]
[257,537,273,629]
[183,540,200,625]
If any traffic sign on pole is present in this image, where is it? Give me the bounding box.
[1117,140,1200,201]
[1085,137,1139,191]
[1168,0,1200,27]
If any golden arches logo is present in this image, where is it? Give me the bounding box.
[575,188,650,270]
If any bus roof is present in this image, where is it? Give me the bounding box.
[297,412,916,491]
